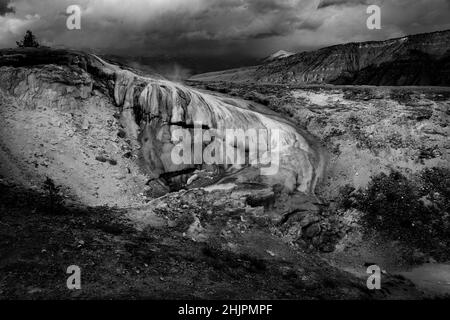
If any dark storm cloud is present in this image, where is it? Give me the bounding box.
[0,0,14,15]
[0,0,449,59]
[143,0,318,41]
[0,0,308,50]
[317,0,374,9]
[247,0,303,13]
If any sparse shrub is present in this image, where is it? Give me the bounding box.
[340,169,450,260]
[42,177,63,214]
[390,90,412,104]
[411,107,433,121]
[418,146,440,162]
[384,132,407,149]
[421,168,450,200]
[336,184,357,210]
[343,88,377,101]
[346,115,380,151]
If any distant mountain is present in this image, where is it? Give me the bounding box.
[263,50,295,63]
[191,30,450,86]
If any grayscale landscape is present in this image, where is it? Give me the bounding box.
[0,0,449,301]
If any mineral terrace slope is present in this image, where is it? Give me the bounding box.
[0,48,326,204]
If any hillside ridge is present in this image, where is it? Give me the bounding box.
[191,29,450,86]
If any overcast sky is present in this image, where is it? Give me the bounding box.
[1,0,449,59]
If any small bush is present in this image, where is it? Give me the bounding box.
[339,169,450,260]
[390,90,412,104]
[42,177,64,214]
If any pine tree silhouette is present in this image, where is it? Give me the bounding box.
[16,30,40,48]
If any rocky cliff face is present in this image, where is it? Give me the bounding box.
[191,30,450,86]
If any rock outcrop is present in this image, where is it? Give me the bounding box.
[191,29,450,86]
[263,50,295,63]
